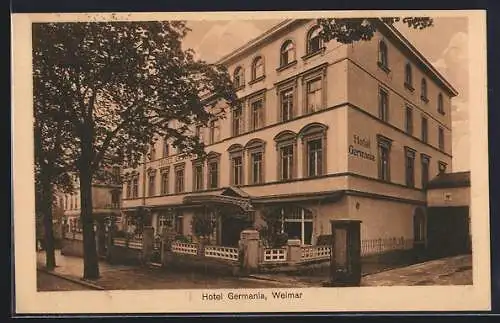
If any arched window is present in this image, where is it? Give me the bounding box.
[274,130,298,181]
[404,63,413,88]
[245,139,266,185]
[306,26,323,55]
[228,144,244,186]
[421,78,428,101]
[299,123,328,178]
[233,66,244,88]
[251,56,265,80]
[378,40,388,69]
[437,93,444,114]
[280,40,296,66]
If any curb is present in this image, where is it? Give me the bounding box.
[37,268,106,290]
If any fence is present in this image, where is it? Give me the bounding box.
[300,245,331,262]
[263,248,288,263]
[204,246,239,262]
[171,241,198,256]
[361,237,414,256]
[113,237,143,250]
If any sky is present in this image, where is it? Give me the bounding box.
[182,18,469,172]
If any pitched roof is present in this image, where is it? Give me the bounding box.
[426,171,471,189]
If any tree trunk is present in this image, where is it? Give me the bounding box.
[41,176,56,270]
[80,162,100,279]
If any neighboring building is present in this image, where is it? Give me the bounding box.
[58,168,122,256]
[426,171,471,258]
[121,19,458,250]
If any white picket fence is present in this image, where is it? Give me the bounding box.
[171,241,198,256]
[204,246,239,262]
[113,238,143,250]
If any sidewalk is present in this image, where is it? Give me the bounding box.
[37,250,308,290]
[37,251,472,290]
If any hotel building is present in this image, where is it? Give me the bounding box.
[121,19,458,249]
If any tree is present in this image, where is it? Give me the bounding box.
[258,206,288,248]
[33,102,75,269]
[32,21,237,279]
[316,17,433,44]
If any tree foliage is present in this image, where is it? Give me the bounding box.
[317,17,434,44]
[32,20,237,278]
[258,206,288,248]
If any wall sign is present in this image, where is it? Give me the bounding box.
[348,135,376,161]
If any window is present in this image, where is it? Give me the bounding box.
[280,40,296,66]
[421,78,428,101]
[438,161,448,174]
[250,151,263,184]
[132,177,138,198]
[421,154,430,188]
[157,210,174,233]
[378,40,388,70]
[163,139,169,157]
[413,208,426,243]
[193,163,204,191]
[174,165,185,193]
[306,26,323,55]
[438,127,445,150]
[126,180,131,198]
[160,169,169,195]
[111,191,120,208]
[207,154,220,189]
[306,77,323,113]
[195,125,204,143]
[250,97,265,130]
[379,88,389,122]
[438,93,444,114]
[232,106,243,136]
[112,166,121,184]
[280,145,294,180]
[377,135,392,181]
[209,119,220,144]
[231,156,243,186]
[149,144,156,161]
[404,63,413,90]
[70,194,73,210]
[405,106,413,135]
[421,116,428,143]
[245,139,265,185]
[175,212,184,235]
[306,139,323,177]
[280,88,294,122]
[405,147,416,188]
[147,170,156,197]
[233,66,245,88]
[280,207,313,245]
[251,56,265,81]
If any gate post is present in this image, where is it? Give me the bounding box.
[239,229,260,274]
[142,226,154,265]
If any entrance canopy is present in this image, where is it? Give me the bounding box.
[183,186,254,212]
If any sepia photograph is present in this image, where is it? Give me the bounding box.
[11,10,490,314]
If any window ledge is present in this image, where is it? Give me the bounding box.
[248,75,266,85]
[234,84,245,91]
[404,83,415,92]
[377,61,391,74]
[301,47,325,61]
[276,60,298,72]
[421,96,429,103]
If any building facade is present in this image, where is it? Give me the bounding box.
[58,169,122,256]
[121,19,457,249]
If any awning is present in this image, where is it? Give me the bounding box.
[183,194,254,212]
[251,190,345,205]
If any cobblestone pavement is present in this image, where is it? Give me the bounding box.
[37,251,306,290]
[361,254,472,286]
[37,270,93,291]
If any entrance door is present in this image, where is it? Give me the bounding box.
[427,207,470,258]
[220,215,250,247]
